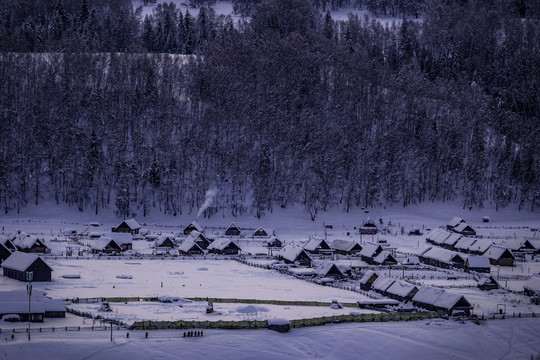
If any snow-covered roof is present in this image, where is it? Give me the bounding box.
[444,233,463,246]
[253,227,273,236]
[288,267,316,276]
[280,245,311,263]
[371,276,395,292]
[359,270,377,285]
[303,238,330,252]
[267,318,290,326]
[484,246,515,260]
[1,251,52,272]
[184,221,203,232]
[104,232,133,245]
[315,262,343,277]
[524,275,540,293]
[0,237,16,250]
[90,238,121,250]
[13,235,47,250]
[226,222,240,231]
[0,302,45,314]
[373,251,396,264]
[421,247,464,264]
[468,239,493,254]
[412,286,445,305]
[186,230,207,242]
[448,217,465,228]
[433,293,470,310]
[466,256,491,269]
[207,238,240,251]
[121,219,141,230]
[386,280,417,298]
[455,237,477,251]
[529,240,540,250]
[478,276,498,286]
[178,240,203,253]
[359,242,382,257]
[454,223,475,233]
[331,239,361,252]
[426,229,452,245]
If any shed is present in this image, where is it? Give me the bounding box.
[178,240,204,256]
[303,238,332,254]
[359,270,378,290]
[183,221,203,235]
[331,240,362,255]
[477,276,499,291]
[112,219,141,234]
[279,245,312,267]
[484,246,515,266]
[372,251,398,265]
[1,252,52,282]
[207,239,241,255]
[225,222,241,236]
[465,256,491,273]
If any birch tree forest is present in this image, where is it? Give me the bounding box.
[0,0,539,219]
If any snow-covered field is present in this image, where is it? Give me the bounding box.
[1,318,539,360]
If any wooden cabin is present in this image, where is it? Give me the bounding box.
[279,245,312,267]
[225,223,241,236]
[446,217,465,231]
[360,219,378,235]
[178,240,204,256]
[386,281,419,302]
[183,221,203,235]
[253,227,274,237]
[464,256,491,273]
[185,231,212,250]
[359,242,384,264]
[331,240,362,255]
[372,251,398,266]
[112,219,141,235]
[13,236,49,254]
[477,276,499,291]
[452,223,476,236]
[207,239,241,255]
[315,263,345,279]
[90,239,122,255]
[303,238,332,254]
[359,270,378,290]
[2,252,52,282]
[484,246,515,267]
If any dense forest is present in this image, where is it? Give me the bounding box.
[0,0,539,219]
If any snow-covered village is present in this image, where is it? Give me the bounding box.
[1,0,540,359]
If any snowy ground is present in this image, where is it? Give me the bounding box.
[0,259,374,303]
[1,318,539,360]
[67,301,376,325]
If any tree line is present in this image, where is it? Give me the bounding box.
[0,0,538,219]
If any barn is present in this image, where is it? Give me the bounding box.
[225,223,241,236]
[13,236,49,254]
[484,246,515,266]
[207,239,241,255]
[465,256,491,273]
[279,245,312,267]
[183,221,203,235]
[331,240,362,255]
[303,238,332,254]
[112,219,141,235]
[2,252,52,282]
[178,240,204,256]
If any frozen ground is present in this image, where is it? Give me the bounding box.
[1,318,539,360]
